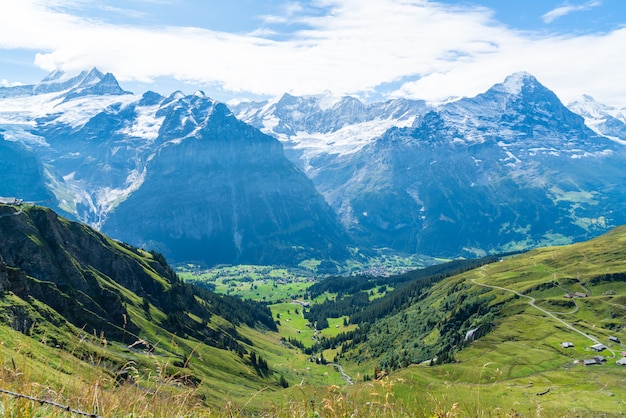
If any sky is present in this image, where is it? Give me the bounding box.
[0,0,625,108]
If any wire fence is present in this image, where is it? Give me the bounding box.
[0,387,101,417]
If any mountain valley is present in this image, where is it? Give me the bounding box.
[1,68,625,416]
[0,201,624,416]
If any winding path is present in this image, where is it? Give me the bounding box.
[472,268,615,356]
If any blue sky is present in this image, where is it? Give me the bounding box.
[0,0,625,107]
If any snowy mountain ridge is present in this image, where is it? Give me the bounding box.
[0,68,135,144]
[2,68,626,265]
[567,94,626,146]
[0,69,350,267]
[0,70,207,224]
[234,71,626,258]
[235,72,626,173]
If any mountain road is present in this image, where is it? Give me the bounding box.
[472,268,615,356]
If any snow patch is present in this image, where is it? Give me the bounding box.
[118,104,164,140]
[260,114,280,133]
[497,142,522,164]
[500,72,533,95]
[316,90,341,111]
[288,116,416,163]
[571,149,614,159]
[53,94,138,129]
[603,135,626,146]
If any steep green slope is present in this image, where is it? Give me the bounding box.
[1,201,624,416]
[321,226,626,415]
[0,203,287,414]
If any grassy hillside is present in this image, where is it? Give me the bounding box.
[1,202,624,416]
[0,204,290,415]
[319,226,626,416]
[200,224,625,415]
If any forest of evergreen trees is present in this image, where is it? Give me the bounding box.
[305,255,500,329]
[302,255,502,371]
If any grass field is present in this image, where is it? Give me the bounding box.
[2,220,626,416]
[171,229,626,415]
[177,264,314,303]
[175,252,437,303]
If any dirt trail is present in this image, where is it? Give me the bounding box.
[472,268,615,356]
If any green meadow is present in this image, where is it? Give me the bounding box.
[1,206,625,416]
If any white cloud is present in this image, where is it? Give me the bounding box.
[395,27,626,107]
[260,2,305,24]
[0,79,25,87]
[541,1,602,24]
[0,0,625,108]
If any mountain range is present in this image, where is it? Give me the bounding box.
[237,72,626,257]
[2,69,626,266]
[0,69,349,267]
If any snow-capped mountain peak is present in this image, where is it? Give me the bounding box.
[569,94,625,120]
[501,71,535,94]
[316,90,341,111]
[33,67,104,95]
[162,90,186,107]
[487,71,538,97]
[61,70,130,101]
[75,67,105,86]
[568,94,626,144]
[40,69,66,83]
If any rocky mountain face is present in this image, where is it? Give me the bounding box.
[101,96,350,265]
[0,136,54,203]
[0,69,350,267]
[2,68,626,264]
[236,73,626,256]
